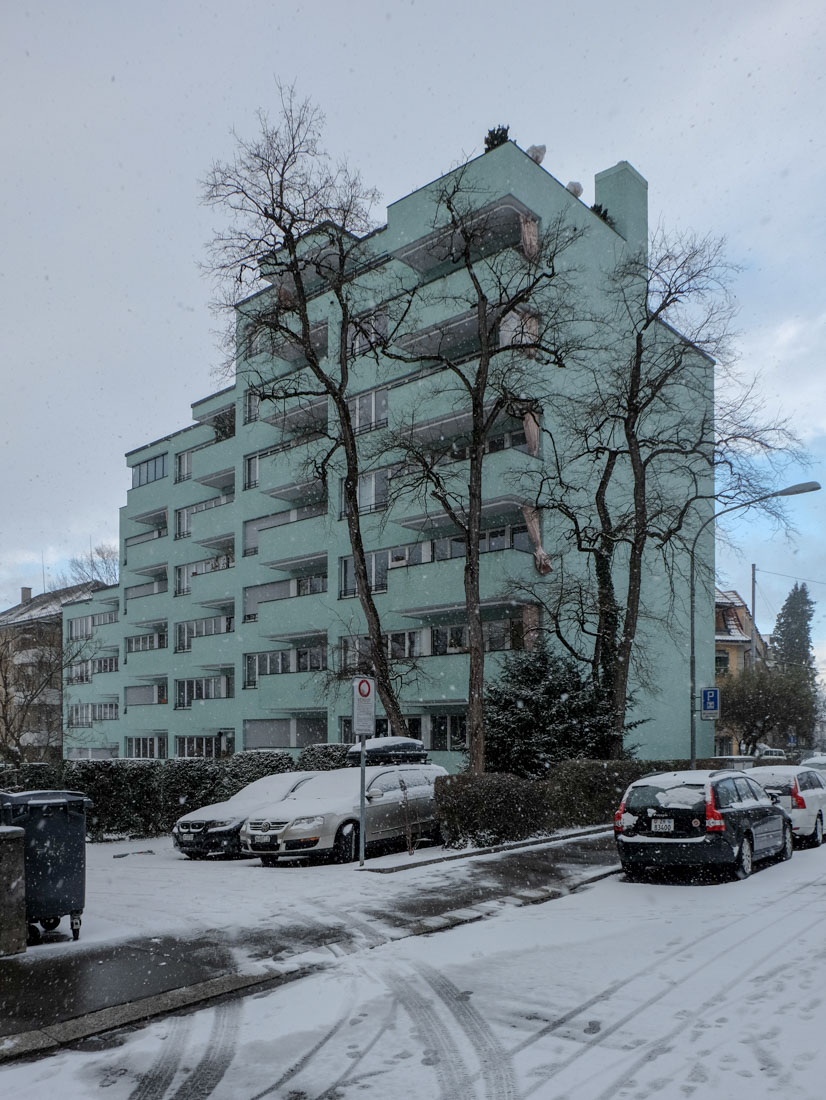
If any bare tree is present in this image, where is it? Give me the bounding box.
[52,544,119,589]
[377,169,584,773]
[202,86,416,738]
[523,230,802,749]
[0,618,91,764]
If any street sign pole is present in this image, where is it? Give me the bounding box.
[352,677,375,867]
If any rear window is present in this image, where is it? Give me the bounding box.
[625,782,705,812]
[750,772,794,794]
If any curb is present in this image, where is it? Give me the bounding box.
[361,825,613,873]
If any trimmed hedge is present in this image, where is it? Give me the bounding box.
[0,750,295,839]
[297,743,351,771]
[435,759,727,847]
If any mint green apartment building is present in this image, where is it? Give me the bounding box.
[62,142,716,767]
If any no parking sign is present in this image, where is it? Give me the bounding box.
[352,676,375,737]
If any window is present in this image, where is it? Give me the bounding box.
[125,682,167,706]
[348,387,388,433]
[125,735,167,759]
[69,616,94,640]
[297,573,327,596]
[499,309,539,356]
[67,702,119,725]
[245,454,260,490]
[126,629,167,653]
[175,562,195,596]
[175,614,234,653]
[92,656,118,674]
[432,625,468,655]
[175,505,193,539]
[341,468,391,517]
[431,714,466,752]
[175,674,233,709]
[175,450,193,482]
[348,311,388,358]
[715,650,731,673]
[340,551,388,597]
[175,735,218,759]
[244,389,261,424]
[67,661,91,684]
[131,453,167,488]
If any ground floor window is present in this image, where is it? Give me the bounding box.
[339,716,422,744]
[175,735,218,759]
[125,735,168,759]
[430,714,466,752]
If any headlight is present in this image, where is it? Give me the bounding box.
[290,816,325,830]
[206,819,242,832]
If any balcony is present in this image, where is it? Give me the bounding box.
[256,512,328,562]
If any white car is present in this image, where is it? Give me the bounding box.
[172,771,318,859]
[240,763,448,864]
[750,765,826,847]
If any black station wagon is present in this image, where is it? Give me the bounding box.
[614,769,793,880]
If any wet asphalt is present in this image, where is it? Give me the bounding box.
[0,831,618,1042]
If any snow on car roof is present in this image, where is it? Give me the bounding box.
[628,771,716,788]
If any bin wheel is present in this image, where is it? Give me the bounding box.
[40,917,61,932]
[27,923,42,946]
[72,926,80,941]
[70,912,82,941]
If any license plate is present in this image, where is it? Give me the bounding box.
[252,837,277,849]
[651,818,674,833]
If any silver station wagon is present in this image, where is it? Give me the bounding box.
[240,763,447,864]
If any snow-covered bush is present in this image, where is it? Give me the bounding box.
[219,750,294,798]
[297,742,350,771]
[62,759,161,838]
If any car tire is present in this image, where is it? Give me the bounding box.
[779,822,794,861]
[260,854,279,868]
[733,834,753,880]
[806,814,823,849]
[40,917,60,932]
[332,822,359,863]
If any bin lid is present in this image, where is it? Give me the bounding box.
[0,789,93,809]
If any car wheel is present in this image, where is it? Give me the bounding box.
[733,834,753,880]
[806,814,823,849]
[779,822,794,861]
[332,822,359,863]
[184,852,207,860]
[260,854,279,868]
[40,917,60,932]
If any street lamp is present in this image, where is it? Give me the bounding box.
[688,481,821,768]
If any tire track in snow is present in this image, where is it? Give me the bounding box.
[168,999,242,1100]
[520,870,826,1098]
[127,1017,191,1100]
[416,961,518,1100]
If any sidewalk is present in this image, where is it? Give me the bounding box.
[0,827,618,1063]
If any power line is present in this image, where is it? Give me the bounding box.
[756,569,826,588]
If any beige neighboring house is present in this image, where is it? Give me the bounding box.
[714,588,769,756]
[0,583,103,764]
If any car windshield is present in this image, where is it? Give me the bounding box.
[287,770,361,799]
[227,773,313,806]
[625,782,705,812]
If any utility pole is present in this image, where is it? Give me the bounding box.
[750,563,757,667]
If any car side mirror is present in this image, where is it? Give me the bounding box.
[366,789,384,801]
[768,791,780,804]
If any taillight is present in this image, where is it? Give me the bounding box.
[791,782,806,810]
[705,786,725,832]
[613,801,625,833]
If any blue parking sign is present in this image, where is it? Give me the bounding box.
[701,687,720,720]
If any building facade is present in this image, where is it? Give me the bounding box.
[63,143,717,767]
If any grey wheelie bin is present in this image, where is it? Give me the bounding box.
[0,789,92,945]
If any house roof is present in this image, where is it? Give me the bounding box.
[0,582,105,627]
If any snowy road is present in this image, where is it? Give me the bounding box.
[4,842,826,1098]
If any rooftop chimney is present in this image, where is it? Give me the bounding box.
[20,587,32,604]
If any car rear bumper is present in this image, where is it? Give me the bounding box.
[616,833,737,868]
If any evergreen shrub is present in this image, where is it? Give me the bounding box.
[62,759,162,838]
[297,743,350,771]
[219,750,294,798]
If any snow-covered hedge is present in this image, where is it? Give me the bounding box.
[296,742,350,771]
[435,759,720,846]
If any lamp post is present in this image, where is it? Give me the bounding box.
[688,481,821,768]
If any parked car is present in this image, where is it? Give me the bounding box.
[755,745,787,760]
[614,769,793,881]
[749,765,826,847]
[172,771,317,859]
[240,763,448,865]
[801,754,826,775]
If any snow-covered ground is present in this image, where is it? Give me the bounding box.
[4,839,826,1097]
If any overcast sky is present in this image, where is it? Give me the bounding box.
[2,0,824,673]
